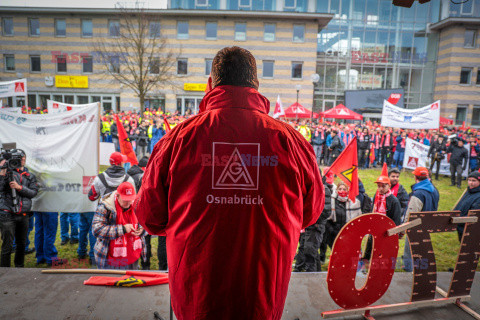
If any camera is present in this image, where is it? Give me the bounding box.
[1,148,24,171]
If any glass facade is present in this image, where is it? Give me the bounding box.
[316,0,440,113]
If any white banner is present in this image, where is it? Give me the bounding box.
[3,107,22,114]
[403,138,469,177]
[381,100,440,129]
[47,99,90,114]
[0,103,100,212]
[100,142,115,166]
[0,79,27,98]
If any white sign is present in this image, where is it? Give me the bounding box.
[47,99,91,114]
[100,142,115,166]
[0,79,27,98]
[0,103,99,212]
[403,138,469,177]
[381,100,440,129]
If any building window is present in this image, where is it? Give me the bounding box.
[109,19,120,37]
[292,61,303,79]
[206,21,217,40]
[29,18,40,36]
[109,56,120,73]
[2,17,13,36]
[472,106,480,126]
[460,67,472,84]
[55,18,66,37]
[82,56,93,73]
[455,105,468,125]
[284,0,296,9]
[196,0,208,7]
[177,58,188,75]
[235,22,246,41]
[264,23,275,42]
[205,59,212,76]
[477,68,480,85]
[464,29,476,48]
[149,21,161,38]
[293,24,305,42]
[263,60,274,78]
[30,55,41,72]
[81,19,93,37]
[239,0,252,8]
[177,21,189,39]
[149,58,160,74]
[4,54,14,72]
[56,54,67,73]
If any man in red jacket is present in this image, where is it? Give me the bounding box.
[135,46,324,320]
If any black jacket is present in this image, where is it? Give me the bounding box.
[127,165,144,191]
[454,185,480,234]
[373,193,402,226]
[135,127,149,147]
[110,123,118,139]
[357,134,371,150]
[0,168,39,214]
[428,140,446,159]
[393,183,409,211]
[447,144,468,167]
[329,135,343,157]
[306,181,332,244]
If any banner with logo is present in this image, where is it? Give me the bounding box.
[47,99,90,114]
[403,138,469,177]
[381,100,440,129]
[0,79,27,98]
[0,103,99,212]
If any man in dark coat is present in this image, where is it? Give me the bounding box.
[388,168,409,218]
[328,130,343,165]
[428,135,446,180]
[447,138,468,189]
[454,171,480,241]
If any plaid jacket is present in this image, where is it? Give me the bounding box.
[92,191,146,269]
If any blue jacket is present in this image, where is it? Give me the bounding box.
[411,179,439,212]
[326,134,332,147]
[150,126,165,148]
[395,136,405,153]
[454,185,480,233]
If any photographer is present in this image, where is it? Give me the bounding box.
[0,150,38,267]
[428,135,446,180]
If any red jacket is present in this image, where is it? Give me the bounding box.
[135,85,324,320]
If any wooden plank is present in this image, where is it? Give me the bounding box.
[437,286,480,320]
[451,217,478,224]
[321,296,471,319]
[387,218,422,236]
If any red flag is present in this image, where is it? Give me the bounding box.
[84,271,168,287]
[369,144,375,164]
[382,162,388,176]
[114,115,138,165]
[163,116,171,133]
[325,136,359,202]
[273,95,285,119]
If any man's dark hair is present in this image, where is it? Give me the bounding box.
[211,46,258,89]
[388,168,400,176]
[416,175,428,181]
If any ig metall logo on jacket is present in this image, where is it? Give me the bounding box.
[211,142,260,190]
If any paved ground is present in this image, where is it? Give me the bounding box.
[0,269,479,319]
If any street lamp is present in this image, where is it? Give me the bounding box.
[310,74,320,121]
[295,84,301,120]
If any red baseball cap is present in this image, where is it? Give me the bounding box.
[412,167,429,177]
[375,175,391,185]
[110,152,127,166]
[117,182,136,201]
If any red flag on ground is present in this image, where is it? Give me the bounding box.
[325,136,359,202]
[382,162,388,176]
[84,271,168,287]
[369,144,375,164]
[114,115,138,165]
[163,116,171,133]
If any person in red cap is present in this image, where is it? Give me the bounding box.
[92,181,146,269]
[135,46,324,319]
[88,152,135,201]
[402,166,439,272]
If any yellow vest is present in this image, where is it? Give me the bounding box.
[299,126,311,142]
[102,121,111,134]
[148,125,153,138]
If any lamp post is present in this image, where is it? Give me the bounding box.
[295,84,301,121]
[310,74,320,122]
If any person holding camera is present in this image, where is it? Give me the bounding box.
[0,150,38,267]
[428,135,446,180]
[447,138,468,189]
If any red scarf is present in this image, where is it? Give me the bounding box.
[107,196,142,267]
[391,183,400,197]
[374,190,392,215]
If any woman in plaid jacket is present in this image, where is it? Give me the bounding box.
[92,182,146,269]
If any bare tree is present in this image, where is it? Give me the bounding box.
[92,6,178,112]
